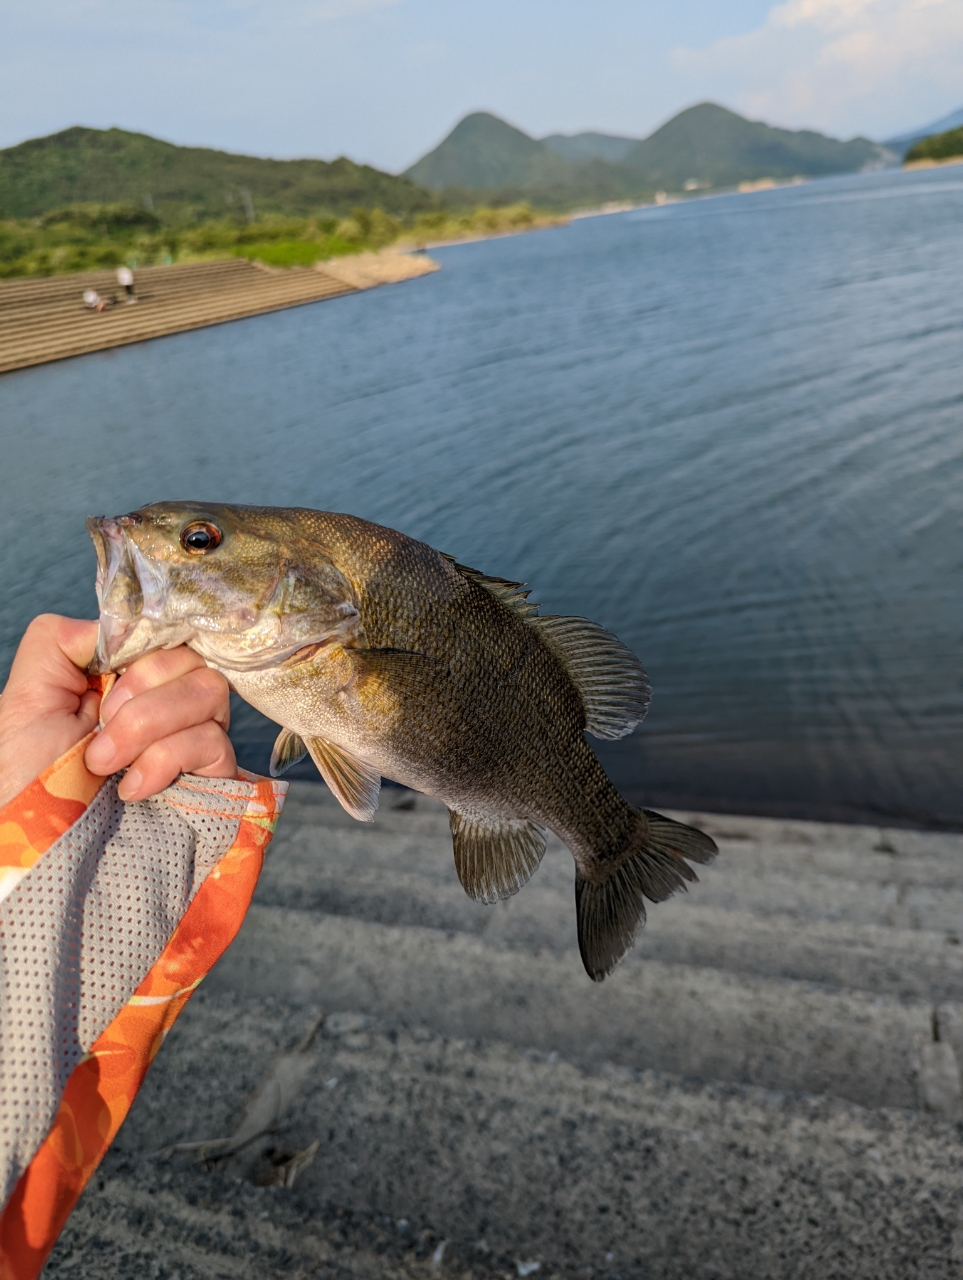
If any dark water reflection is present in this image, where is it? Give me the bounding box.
[1,165,961,826]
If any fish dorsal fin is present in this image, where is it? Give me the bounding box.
[442,554,540,620]
[304,736,381,822]
[529,615,651,740]
[449,810,546,905]
[444,553,648,739]
[270,728,309,777]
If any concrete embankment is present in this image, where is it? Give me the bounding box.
[0,252,438,375]
[46,786,963,1279]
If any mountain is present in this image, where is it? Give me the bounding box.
[884,107,963,158]
[403,112,651,207]
[541,132,639,164]
[405,105,888,205]
[622,103,885,188]
[0,126,433,222]
[404,113,583,191]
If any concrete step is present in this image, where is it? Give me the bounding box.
[46,990,963,1280]
[206,903,946,1111]
[257,788,963,1002]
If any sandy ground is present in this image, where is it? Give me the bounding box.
[43,785,963,1279]
[320,251,439,289]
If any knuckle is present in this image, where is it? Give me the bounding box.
[191,669,230,710]
[24,614,57,642]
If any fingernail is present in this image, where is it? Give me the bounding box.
[100,685,132,723]
[85,734,117,772]
[117,768,142,801]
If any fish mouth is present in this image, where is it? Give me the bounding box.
[87,515,139,673]
[86,514,190,673]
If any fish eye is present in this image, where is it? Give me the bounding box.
[180,521,223,554]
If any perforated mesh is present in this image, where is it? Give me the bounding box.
[0,771,256,1207]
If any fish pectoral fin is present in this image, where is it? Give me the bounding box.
[270,728,309,777]
[353,648,435,695]
[305,736,381,822]
[448,810,546,905]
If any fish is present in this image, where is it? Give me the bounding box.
[87,502,717,980]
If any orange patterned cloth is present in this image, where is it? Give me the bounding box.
[0,736,104,906]
[0,735,286,1280]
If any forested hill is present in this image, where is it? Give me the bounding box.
[403,113,653,207]
[904,126,963,164]
[405,104,887,202]
[0,127,434,221]
[622,104,884,188]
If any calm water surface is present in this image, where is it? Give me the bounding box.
[2,165,961,825]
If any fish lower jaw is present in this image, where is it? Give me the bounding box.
[193,633,343,674]
[91,617,194,674]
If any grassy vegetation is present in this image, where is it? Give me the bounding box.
[905,127,963,164]
[0,201,555,279]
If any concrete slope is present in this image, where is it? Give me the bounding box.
[43,783,963,1279]
[0,254,437,374]
[52,995,963,1279]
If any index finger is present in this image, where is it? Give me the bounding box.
[101,646,210,719]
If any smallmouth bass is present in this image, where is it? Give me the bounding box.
[87,503,716,979]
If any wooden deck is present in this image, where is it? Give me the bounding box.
[0,259,360,375]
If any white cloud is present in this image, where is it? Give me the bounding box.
[673,0,963,139]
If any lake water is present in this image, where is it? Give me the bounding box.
[2,165,961,827]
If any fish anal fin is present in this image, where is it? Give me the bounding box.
[576,810,718,982]
[530,615,651,740]
[305,736,381,822]
[270,728,308,777]
[449,810,546,905]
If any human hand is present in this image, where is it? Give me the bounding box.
[0,614,236,808]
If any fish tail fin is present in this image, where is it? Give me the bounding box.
[576,810,717,982]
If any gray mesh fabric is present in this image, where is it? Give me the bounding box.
[0,771,267,1209]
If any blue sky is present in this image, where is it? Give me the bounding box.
[2,0,961,171]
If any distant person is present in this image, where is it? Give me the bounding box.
[82,288,110,313]
[116,265,136,302]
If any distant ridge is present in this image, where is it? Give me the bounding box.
[405,104,888,205]
[0,126,432,221]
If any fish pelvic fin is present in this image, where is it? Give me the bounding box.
[576,810,717,982]
[530,615,650,740]
[305,736,381,822]
[449,810,546,905]
[270,728,309,777]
